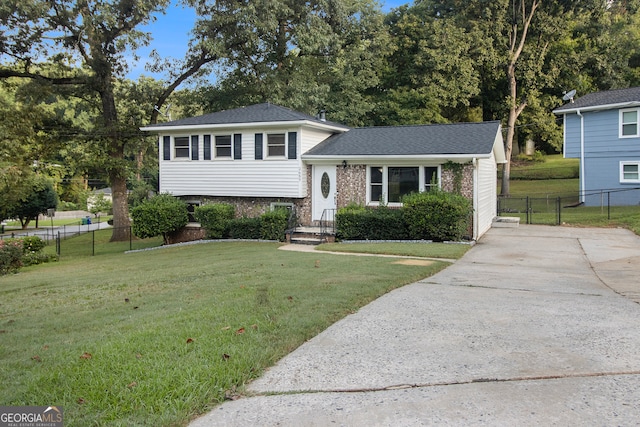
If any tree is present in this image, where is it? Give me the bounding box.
[375,4,482,125]
[192,0,390,126]
[0,0,224,241]
[1,173,58,229]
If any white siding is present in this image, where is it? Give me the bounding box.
[157,124,337,198]
[160,160,304,197]
[300,127,336,153]
[476,154,498,239]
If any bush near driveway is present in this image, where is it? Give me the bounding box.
[403,190,472,241]
[337,190,472,242]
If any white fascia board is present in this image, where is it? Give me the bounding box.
[140,120,349,133]
[553,101,640,115]
[302,154,490,163]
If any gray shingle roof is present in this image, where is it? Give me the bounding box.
[148,103,348,128]
[303,121,502,157]
[553,86,640,113]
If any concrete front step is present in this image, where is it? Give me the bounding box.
[287,226,335,245]
[492,216,520,228]
[290,236,325,245]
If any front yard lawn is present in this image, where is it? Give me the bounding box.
[0,241,452,426]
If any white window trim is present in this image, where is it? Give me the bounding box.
[620,161,640,183]
[367,165,441,206]
[214,134,233,159]
[619,108,639,138]
[266,133,287,159]
[173,136,190,160]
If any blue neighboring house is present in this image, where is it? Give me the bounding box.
[553,86,640,206]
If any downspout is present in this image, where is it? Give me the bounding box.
[472,158,478,241]
[577,109,585,203]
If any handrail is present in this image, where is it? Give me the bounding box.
[319,208,336,238]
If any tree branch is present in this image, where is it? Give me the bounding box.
[0,68,89,85]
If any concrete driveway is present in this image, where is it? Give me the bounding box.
[190,225,640,426]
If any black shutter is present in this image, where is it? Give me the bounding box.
[288,131,297,160]
[234,133,242,160]
[203,135,211,160]
[163,136,171,160]
[255,133,263,160]
[191,135,199,160]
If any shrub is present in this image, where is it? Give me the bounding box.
[228,217,262,239]
[19,236,53,266]
[260,209,289,241]
[336,204,407,240]
[20,236,47,253]
[402,190,472,241]
[131,193,189,245]
[194,203,235,239]
[0,239,23,275]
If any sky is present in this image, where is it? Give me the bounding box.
[129,0,410,81]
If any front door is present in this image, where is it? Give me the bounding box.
[312,165,337,222]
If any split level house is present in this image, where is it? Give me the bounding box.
[553,86,640,206]
[141,103,506,240]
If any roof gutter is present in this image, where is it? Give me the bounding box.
[301,153,491,162]
[554,101,640,115]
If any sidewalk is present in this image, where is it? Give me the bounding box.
[190,225,640,426]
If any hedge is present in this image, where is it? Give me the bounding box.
[402,190,472,241]
[260,209,289,241]
[131,194,189,244]
[228,217,262,239]
[336,205,407,240]
[194,203,235,239]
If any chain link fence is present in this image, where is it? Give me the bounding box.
[2,220,162,257]
[498,188,640,225]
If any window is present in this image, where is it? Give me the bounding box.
[369,166,440,204]
[620,162,640,183]
[215,135,232,158]
[425,166,438,192]
[267,134,286,157]
[185,201,200,223]
[370,167,383,202]
[174,136,189,158]
[388,167,419,202]
[620,109,639,138]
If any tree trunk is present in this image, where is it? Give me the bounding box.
[97,73,131,242]
[109,172,131,241]
[501,63,518,197]
[500,0,538,196]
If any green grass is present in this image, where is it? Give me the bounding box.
[318,242,471,259]
[499,156,640,234]
[44,228,164,258]
[506,154,579,180]
[506,178,579,198]
[0,241,452,426]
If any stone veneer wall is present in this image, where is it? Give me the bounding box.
[336,164,367,207]
[440,164,474,199]
[185,194,311,227]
